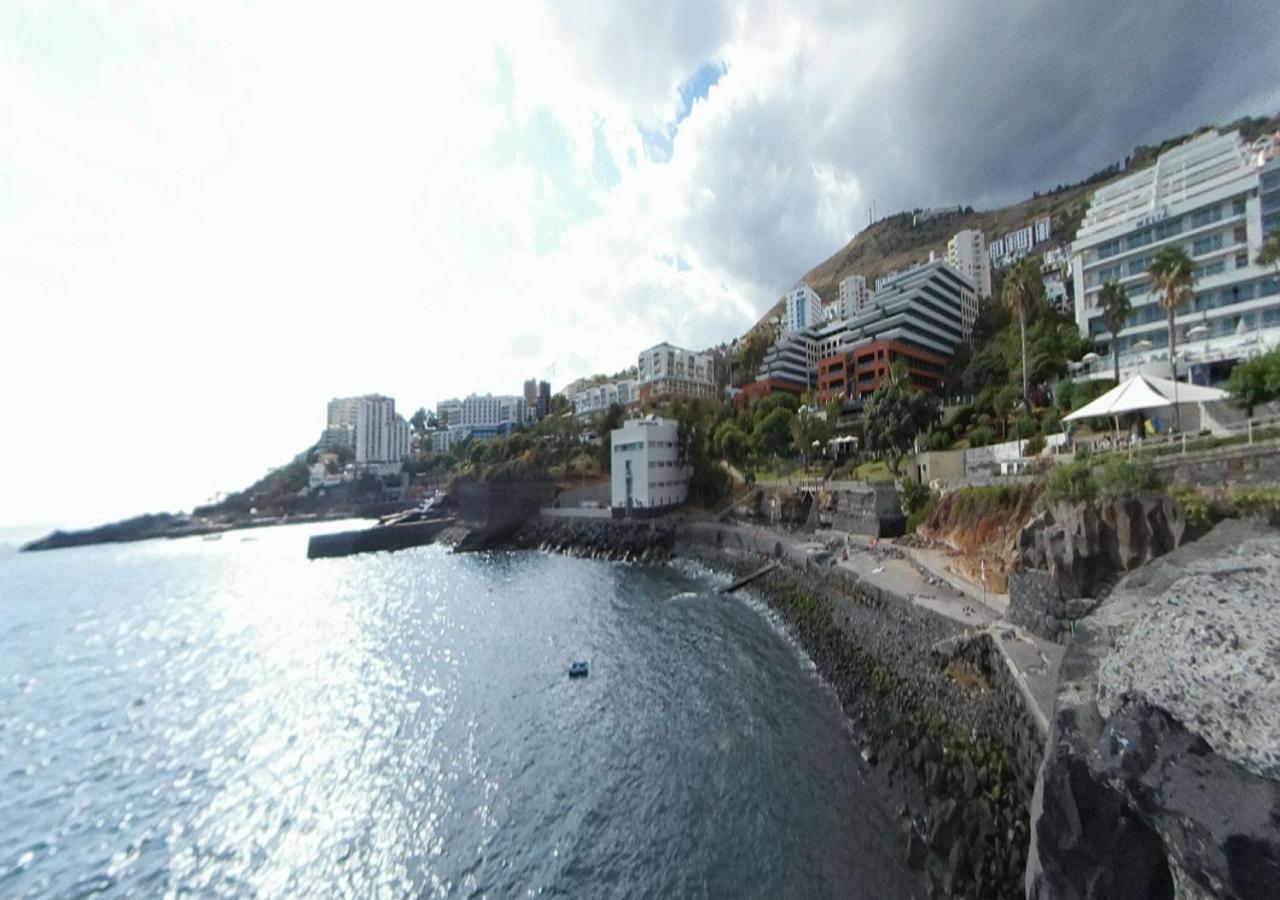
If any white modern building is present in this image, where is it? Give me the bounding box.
[573,379,638,419]
[353,395,410,466]
[636,343,715,401]
[610,417,689,514]
[989,216,1052,270]
[1070,129,1280,384]
[947,229,993,298]
[837,273,870,318]
[784,283,823,334]
[460,393,527,434]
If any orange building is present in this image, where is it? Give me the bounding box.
[816,339,949,404]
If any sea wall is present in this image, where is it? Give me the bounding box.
[681,534,1038,898]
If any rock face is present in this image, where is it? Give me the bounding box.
[1009,496,1195,641]
[1029,520,1280,898]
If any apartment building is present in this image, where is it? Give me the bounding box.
[636,343,715,402]
[837,273,870,318]
[947,229,993,298]
[783,283,823,334]
[1070,130,1279,383]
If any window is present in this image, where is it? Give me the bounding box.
[1233,198,1247,216]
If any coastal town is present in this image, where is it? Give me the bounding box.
[291,124,1280,524]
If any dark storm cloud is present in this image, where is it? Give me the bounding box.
[661,0,1280,295]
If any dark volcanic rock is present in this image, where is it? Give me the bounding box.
[1030,520,1280,899]
[1009,495,1199,642]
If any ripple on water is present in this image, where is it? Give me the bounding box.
[0,527,918,898]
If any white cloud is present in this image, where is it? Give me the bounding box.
[2,0,1278,528]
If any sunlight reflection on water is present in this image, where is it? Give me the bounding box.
[0,522,915,898]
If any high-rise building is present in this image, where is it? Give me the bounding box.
[523,378,538,408]
[351,395,409,465]
[326,396,362,429]
[837,274,870,319]
[1070,129,1279,383]
[947,229,993,298]
[636,343,715,402]
[537,380,551,419]
[784,283,823,334]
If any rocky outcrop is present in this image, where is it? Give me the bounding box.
[501,516,675,560]
[1008,495,1197,641]
[1029,519,1280,898]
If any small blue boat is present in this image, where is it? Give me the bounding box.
[568,661,589,679]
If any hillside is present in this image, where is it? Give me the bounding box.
[751,111,1280,330]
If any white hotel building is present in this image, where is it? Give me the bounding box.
[1071,130,1280,383]
[637,343,715,401]
[610,417,689,515]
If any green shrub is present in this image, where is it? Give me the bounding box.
[966,426,996,448]
[1045,457,1097,502]
[1010,414,1039,440]
[948,485,1022,524]
[926,428,953,451]
[1024,434,1047,457]
[1225,486,1280,516]
[1168,483,1212,530]
[906,497,938,533]
[1095,458,1159,499]
[898,478,935,516]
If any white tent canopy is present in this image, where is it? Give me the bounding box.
[1063,374,1228,422]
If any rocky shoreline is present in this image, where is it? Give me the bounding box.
[679,540,1036,899]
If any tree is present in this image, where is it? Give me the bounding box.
[1002,257,1045,411]
[1096,281,1132,383]
[593,402,626,471]
[1148,244,1197,430]
[1226,349,1280,414]
[1256,228,1280,271]
[409,407,428,434]
[750,406,795,459]
[790,406,832,465]
[713,421,749,465]
[863,364,939,473]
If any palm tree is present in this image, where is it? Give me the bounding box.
[1257,228,1280,272]
[1096,280,1132,382]
[1147,245,1197,431]
[1001,257,1044,411]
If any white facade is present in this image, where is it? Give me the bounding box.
[636,343,715,399]
[837,274,870,319]
[610,417,689,513]
[354,395,409,465]
[460,393,527,428]
[947,229,993,298]
[784,283,823,334]
[988,216,1051,270]
[326,396,361,429]
[574,379,638,419]
[1070,130,1279,383]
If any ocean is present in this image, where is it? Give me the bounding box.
[0,521,915,897]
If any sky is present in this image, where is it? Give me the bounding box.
[2,0,1279,531]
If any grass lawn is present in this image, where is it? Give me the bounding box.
[848,458,895,481]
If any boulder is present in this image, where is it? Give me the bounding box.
[1029,520,1280,898]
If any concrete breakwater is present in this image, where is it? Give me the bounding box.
[680,535,1040,899]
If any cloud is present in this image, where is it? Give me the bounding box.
[1,0,1278,526]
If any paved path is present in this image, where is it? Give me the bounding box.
[901,545,1010,617]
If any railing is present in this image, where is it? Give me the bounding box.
[1071,412,1280,462]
